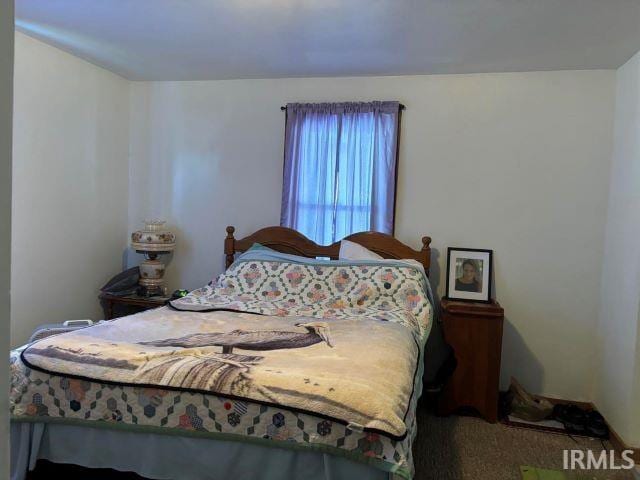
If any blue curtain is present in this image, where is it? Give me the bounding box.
[280,102,400,245]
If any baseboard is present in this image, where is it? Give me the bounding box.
[604,416,640,464]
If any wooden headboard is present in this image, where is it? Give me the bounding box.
[224,226,432,274]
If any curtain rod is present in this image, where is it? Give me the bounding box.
[280,104,406,111]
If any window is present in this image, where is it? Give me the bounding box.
[280,101,401,245]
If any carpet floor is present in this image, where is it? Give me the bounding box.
[414,413,634,479]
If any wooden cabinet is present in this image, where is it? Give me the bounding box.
[437,298,504,423]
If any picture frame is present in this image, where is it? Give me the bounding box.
[445,247,493,303]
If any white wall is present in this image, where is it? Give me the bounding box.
[0,1,13,476]
[10,32,130,346]
[12,33,637,439]
[129,71,615,401]
[595,50,640,448]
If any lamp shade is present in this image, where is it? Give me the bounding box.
[131,220,176,253]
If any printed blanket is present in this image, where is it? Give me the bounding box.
[12,251,433,477]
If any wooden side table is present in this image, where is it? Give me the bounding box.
[99,293,170,320]
[437,298,504,423]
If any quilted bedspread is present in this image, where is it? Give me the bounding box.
[11,250,433,478]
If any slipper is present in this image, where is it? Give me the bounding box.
[553,404,587,434]
[584,410,609,439]
[551,404,568,422]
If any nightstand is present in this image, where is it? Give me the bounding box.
[437,298,504,423]
[99,293,170,320]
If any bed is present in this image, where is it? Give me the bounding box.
[10,226,435,480]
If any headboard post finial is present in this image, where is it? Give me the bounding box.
[225,226,236,269]
[421,236,432,276]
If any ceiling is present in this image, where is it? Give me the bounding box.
[15,0,640,81]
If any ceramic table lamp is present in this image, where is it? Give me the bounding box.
[131,220,176,297]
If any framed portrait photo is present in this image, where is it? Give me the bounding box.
[446,247,493,303]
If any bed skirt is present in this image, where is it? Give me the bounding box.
[10,421,393,480]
